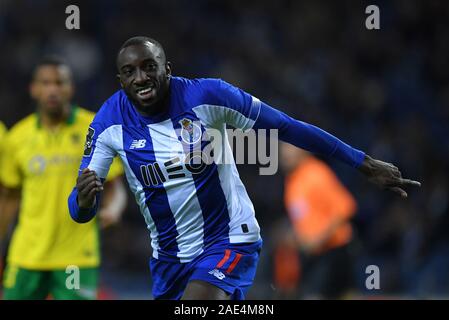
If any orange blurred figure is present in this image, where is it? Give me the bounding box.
[277,142,358,299]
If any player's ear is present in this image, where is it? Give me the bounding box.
[165,62,172,79]
[116,74,124,89]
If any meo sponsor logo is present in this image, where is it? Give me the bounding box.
[208,269,226,280]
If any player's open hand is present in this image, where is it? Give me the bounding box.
[76,168,103,208]
[359,155,421,198]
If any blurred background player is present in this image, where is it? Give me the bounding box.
[0,57,127,300]
[273,143,358,299]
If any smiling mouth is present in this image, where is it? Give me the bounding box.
[135,83,155,100]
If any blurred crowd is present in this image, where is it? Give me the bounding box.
[0,0,448,298]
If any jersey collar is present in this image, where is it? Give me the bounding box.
[36,105,79,128]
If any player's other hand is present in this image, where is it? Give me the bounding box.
[359,154,421,198]
[76,168,103,208]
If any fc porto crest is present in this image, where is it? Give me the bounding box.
[179,118,202,144]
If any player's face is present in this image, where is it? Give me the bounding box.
[30,65,74,116]
[117,43,171,113]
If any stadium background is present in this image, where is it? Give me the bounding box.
[0,0,447,299]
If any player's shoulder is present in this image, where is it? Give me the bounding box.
[173,76,222,85]
[74,106,95,124]
[7,114,38,140]
[174,76,227,92]
[91,90,127,128]
[173,76,238,106]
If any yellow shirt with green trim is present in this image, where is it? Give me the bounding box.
[1,107,124,270]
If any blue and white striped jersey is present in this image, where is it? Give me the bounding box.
[69,76,366,263]
[79,77,262,262]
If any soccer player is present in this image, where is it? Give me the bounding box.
[68,37,421,300]
[0,57,127,300]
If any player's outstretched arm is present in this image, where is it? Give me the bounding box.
[358,154,421,198]
[252,103,421,197]
[201,79,421,197]
[253,102,366,167]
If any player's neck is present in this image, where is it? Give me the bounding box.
[137,92,170,118]
[39,104,71,130]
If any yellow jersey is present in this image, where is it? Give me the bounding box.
[0,107,123,270]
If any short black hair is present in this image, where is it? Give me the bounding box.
[117,36,167,65]
[120,36,163,51]
[32,55,72,80]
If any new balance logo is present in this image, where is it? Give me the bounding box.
[130,139,146,149]
[208,269,226,280]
